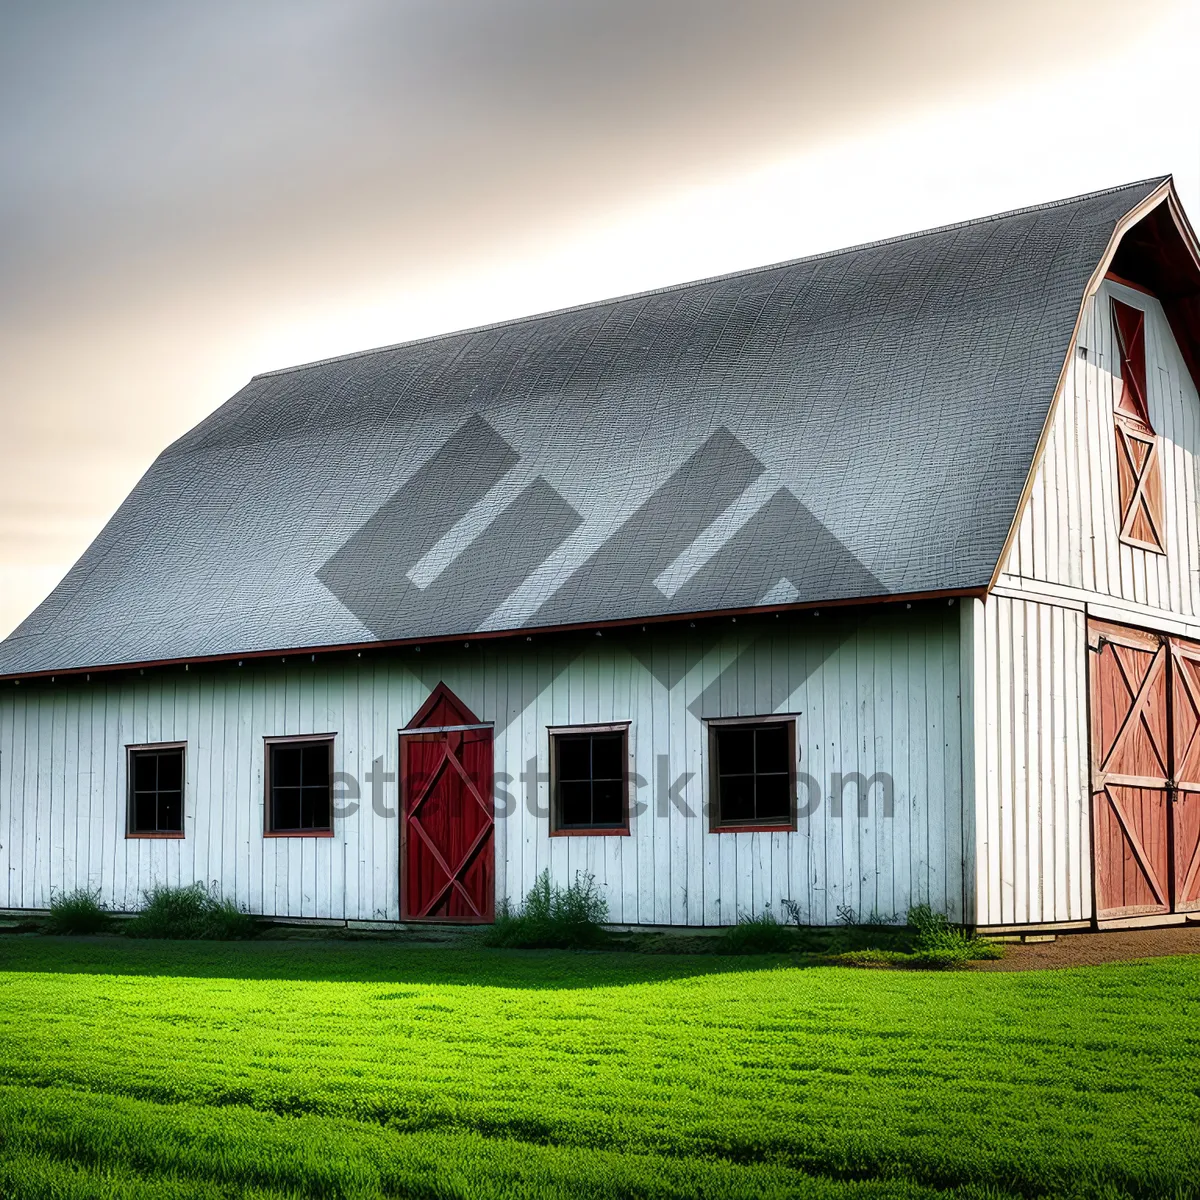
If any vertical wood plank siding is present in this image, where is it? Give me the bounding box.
[984,278,1200,925]
[0,607,966,924]
[999,280,1200,618]
[976,594,1090,925]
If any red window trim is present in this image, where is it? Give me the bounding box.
[707,717,799,833]
[548,828,630,838]
[125,741,187,839]
[1112,297,1152,428]
[263,732,339,744]
[263,733,337,837]
[548,723,632,835]
[546,721,633,731]
[710,824,796,834]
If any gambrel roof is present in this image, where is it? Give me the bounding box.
[0,177,1187,677]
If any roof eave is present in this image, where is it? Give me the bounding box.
[0,585,988,684]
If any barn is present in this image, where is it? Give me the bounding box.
[1,176,1199,933]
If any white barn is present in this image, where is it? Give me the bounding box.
[2,177,1198,932]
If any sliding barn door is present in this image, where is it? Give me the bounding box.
[1088,621,1171,920]
[399,684,494,923]
[1169,639,1200,913]
[1089,619,1200,920]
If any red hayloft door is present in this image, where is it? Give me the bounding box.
[399,684,494,922]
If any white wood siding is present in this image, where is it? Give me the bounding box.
[983,277,1200,925]
[0,606,967,925]
[975,593,1090,926]
[998,279,1200,625]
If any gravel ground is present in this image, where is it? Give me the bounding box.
[975,923,1200,970]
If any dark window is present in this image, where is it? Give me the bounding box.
[551,728,628,832]
[267,740,333,833]
[128,746,185,835]
[711,721,794,828]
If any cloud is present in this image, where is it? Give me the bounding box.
[0,0,1193,637]
[0,0,1148,314]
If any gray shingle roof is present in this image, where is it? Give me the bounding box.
[0,178,1167,676]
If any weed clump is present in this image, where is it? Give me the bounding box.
[716,911,798,955]
[125,884,260,941]
[45,888,110,936]
[903,903,1003,967]
[485,871,608,949]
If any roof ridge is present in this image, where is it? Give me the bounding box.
[249,175,1170,381]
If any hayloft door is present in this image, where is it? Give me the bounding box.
[399,684,495,922]
[1088,621,1171,920]
[1168,639,1200,912]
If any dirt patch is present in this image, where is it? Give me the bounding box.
[973,923,1200,970]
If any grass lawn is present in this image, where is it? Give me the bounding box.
[0,939,1196,1198]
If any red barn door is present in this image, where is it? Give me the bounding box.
[1169,639,1200,912]
[399,684,494,923]
[1089,621,1171,920]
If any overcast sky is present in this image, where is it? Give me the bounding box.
[1,0,1198,637]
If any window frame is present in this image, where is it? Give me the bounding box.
[707,715,798,833]
[263,733,337,838]
[125,741,187,839]
[548,722,632,836]
[1110,293,1167,556]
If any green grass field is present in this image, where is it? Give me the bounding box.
[0,938,1196,1198]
